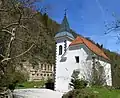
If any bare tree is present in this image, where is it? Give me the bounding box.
[0,0,44,96]
[80,57,110,86]
[104,13,120,44]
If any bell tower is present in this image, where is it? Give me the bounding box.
[54,10,74,91]
[55,10,74,57]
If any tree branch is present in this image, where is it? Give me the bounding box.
[3,23,19,29]
[0,54,5,58]
[1,44,34,62]
[1,29,13,35]
[0,8,12,12]
[14,44,34,58]
[19,25,29,32]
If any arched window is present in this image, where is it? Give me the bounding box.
[59,45,62,55]
[44,64,46,70]
[41,64,43,70]
[48,65,49,71]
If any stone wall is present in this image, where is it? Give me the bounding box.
[22,61,54,81]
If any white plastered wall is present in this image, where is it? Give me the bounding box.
[55,42,112,93]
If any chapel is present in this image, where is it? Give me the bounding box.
[54,13,112,93]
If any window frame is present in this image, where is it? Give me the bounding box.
[75,56,79,63]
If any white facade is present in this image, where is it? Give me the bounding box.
[55,41,112,93]
[55,37,74,93]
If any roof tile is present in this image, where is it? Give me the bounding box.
[70,36,109,60]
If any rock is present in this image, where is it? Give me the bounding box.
[0,88,13,98]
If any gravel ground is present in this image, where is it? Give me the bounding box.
[13,88,64,98]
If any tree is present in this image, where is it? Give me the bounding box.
[91,58,106,86]
[69,70,88,89]
[105,13,120,44]
[83,57,107,86]
[0,0,43,95]
[104,13,120,88]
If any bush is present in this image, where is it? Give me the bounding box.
[16,80,45,88]
[46,78,54,83]
[17,84,24,87]
[62,89,98,98]
[1,71,28,91]
[45,78,54,90]
[69,70,88,89]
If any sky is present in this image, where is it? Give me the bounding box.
[37,0,120,53]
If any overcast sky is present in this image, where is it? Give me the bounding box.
[38,0,120,53]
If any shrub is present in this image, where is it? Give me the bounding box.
[46,77,54,83]
[62,89,98,98]
[6,71,27,91]
[45,78,54,90]
[69,70,88,89]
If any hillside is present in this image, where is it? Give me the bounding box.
[39,13,120,87]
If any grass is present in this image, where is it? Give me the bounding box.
[63,86,120,98]
[85,87,120,98]
[16,80,45,89]
[16,82,120,98]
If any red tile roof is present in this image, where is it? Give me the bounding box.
[70,36,109,60]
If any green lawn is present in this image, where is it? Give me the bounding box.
[85,87,120,98]
[16,80,45,89]
[16,82,120,98]
[63,87,120,98]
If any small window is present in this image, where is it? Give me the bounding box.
[37,74,39,76]
[48,65,49,70]
[41,64,43,70]
[44,64,46,70]
[59,45,62,55]
[44,74,46,76]
[47,74,49,76]
[41,74,43,76]
[32,74,35,76]
[75,56,79,63]
[51,65,52,70]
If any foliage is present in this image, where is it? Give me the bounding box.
[91,61,106,86]
[0,0,45,92]
[45,78,54,90]
[62,86,120,98]
[69,70,88,89]
[104,49,120,88]
[16,80,45,88]
[0,70,27,91]
[62,89,98,98]
[46,77,54,83]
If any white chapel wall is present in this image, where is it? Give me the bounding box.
[55,43,112,93]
